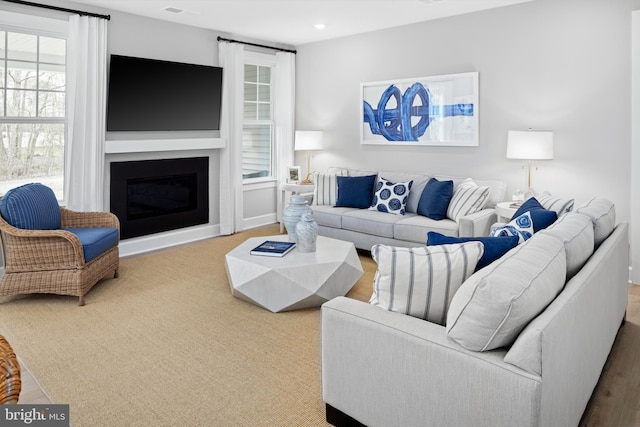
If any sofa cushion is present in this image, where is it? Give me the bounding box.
[341,209,404,239]
[393,215,459,244]
[312,171,346,206]
[575,198,616,247]
[536,191,575,217]
[63,227,119,262]
[0,183,61,230]
[311,205,355,228]
[369,177,413,215]
[538,212,594,279]
[490,211,534,243]
[335,175,377,209]
[446,233,567,351]
[511,197,557,232]
[427,232,518,271]
[370,242,483,325]
[417,178,454,220]
[446,178,490,221]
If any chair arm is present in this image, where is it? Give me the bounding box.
[0,216,85,272]
[458,208,497,237]
[60,207,120,230]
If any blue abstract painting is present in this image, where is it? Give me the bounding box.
[360,72,479,146]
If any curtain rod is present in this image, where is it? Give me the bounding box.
[217,36,296,54]
[1,0,111,20]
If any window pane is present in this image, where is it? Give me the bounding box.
[244,82,257,102]
[6,89,36,116]
[39,63,65,91]
[38,92,65,117]
[7,61,37,89]
[244,64,257,83]
[39,36,65,64]
[0,89,3,116]
[258,84,270,102]
[244,102,257,120]
[258,66,270,84]
[7,32,37,62]
[258,103,271,120]
[0,31,5,59]
[0,64,4,89]
[242,124,272,179]
[0,122,64,199]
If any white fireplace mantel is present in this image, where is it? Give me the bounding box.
[105,138,225,154]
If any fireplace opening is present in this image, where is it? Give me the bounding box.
[111,157,209,239]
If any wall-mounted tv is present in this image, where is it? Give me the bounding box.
[106,55,223,132]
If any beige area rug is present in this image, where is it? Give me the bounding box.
[0,225,376,426]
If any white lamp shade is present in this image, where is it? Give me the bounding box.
[506,130,554,160]
[294,130,324,151]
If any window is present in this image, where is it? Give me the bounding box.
[0,29,66,199]
[242,61,273,180]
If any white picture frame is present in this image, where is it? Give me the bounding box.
[287,166,301,184]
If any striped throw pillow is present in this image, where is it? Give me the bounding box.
[446,178,490,221]
[312,171,346,206]
[369,242,484,326]
[536,191,574,217]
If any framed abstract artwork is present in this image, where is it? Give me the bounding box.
[361,71,479,146]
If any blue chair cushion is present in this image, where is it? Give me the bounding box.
[0,183,61,230]
[63,227,119,262]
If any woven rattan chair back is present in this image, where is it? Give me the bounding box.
[0,334,21,404]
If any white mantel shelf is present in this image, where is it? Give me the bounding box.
[105,138,225,154]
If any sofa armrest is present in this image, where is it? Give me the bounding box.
[321,296,541,427]
[458,208,497,237]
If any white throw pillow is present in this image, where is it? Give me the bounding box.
[368,177,413,215]
[446,178,490,221]
[446,233,567,351]
[489,211,534,243]
[369,242,483,326]
[312,171,346,206]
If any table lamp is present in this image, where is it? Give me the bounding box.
[294,130,324,184]
[506,130,554,189]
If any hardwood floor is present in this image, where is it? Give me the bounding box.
[15,286,640,426]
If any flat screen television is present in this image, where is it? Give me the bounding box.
[106,55,223,132]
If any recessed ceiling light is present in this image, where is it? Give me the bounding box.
[315,23,326,30]
[163,6,183,14]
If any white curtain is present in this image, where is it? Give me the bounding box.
[218,41,245,235]
[65,15,108,211]
[274,51,296,222]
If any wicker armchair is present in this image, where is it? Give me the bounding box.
[0,334,20,404]
[0,183,120,306]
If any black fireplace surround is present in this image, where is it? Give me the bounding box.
[110,157,209,239]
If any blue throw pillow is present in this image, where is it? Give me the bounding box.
[335,175,377,209]
[512,197,558,232]
[427,231,519,271]
[417,178,454,220]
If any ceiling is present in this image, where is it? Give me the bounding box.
[69,0,532,46]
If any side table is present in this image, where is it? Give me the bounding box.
[279,183,315,233]
[495,201,519,222]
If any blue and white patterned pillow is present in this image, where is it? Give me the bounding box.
[369,177,413,215]
[490,211,534,243]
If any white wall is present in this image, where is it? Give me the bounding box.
[296,0,631,226]
[632,8,640,283]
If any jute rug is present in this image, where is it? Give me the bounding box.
[0,225,376,426]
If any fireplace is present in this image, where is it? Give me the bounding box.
[110,157,209,239]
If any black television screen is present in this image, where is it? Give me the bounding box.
[106,55,223,132]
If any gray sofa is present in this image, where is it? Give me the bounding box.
[321,198,628,427]
[310,168,506,251]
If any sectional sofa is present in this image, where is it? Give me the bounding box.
[321,198,628,427]
[309,168,506,251]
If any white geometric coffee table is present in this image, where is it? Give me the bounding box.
[225,235,363,312]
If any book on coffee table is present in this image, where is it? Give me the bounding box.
[250,240,296,257]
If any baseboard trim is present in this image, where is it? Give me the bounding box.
[119,223,220,257]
